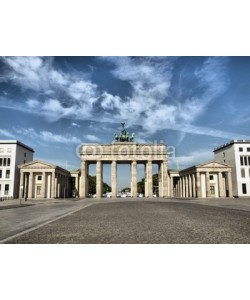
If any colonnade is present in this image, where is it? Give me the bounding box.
[19,170,69,199]
[80,160,169,198]
[174,171,233,198]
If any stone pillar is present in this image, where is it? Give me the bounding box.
[185,176,189,198]
[144,163,148,197]
[188,174,192,197]
[180,177,183,197]
[227,171,233,198]
[196,172,201,198]
[96,160,102,198]
[206,171,210,198]
[158,163,162,197]
[51,171,55,198]
[28,172,33,198]
[131,161,137,198]
[80,160,88,198]
[24,173,28,199]
[111,161,117,198]
[162,160,168,197]
[19,171,24,198]
[170,175,174,197]
[146,160,153,197]
[192,173,196,198]
[42,172,46,198]
[55,174,58,198]
[218,172,224,197]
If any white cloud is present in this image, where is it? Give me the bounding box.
[169,149,213,169]
[71,122,80,127]
[14,127,81,144]
[0,56,233,140]
[83,134,101,142]
[0,129,15,138]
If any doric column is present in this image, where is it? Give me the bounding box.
[80,160,88,198]
[189,174,192,197]
[185,176,188,197]
[19,171,24,198]
[227,171,233,197]
[111,161,117,198]
[146,160,153,197]
[196,172,201,198]
[162,160,168,197]
[42,172,46,198]
[192,173,196,198]
[28,172,33,198]
[144,163,148,197]
[96,160,103,198]
[181,177,184,197]
[180,177,183,197]
[55,174,58,198]
[24,173,28,199]
[131,161,137,198]
[170,175,174,197]
[158,163,162,197]
[218,172,224,197]
[205,171,210,198]
[51,171,55,198]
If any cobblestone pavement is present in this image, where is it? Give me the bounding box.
[3,200,250,244]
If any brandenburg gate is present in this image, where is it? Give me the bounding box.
[79,124,169,198]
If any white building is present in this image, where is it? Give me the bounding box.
[174,161,232,198]
[214,140,250,197]
[0,140,34,199]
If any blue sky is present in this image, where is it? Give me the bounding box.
[1,56,250,188]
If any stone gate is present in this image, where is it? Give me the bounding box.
[79,141,169,198]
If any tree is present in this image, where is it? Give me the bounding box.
[87,175,111,194]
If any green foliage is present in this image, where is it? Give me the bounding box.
[87,175,111,194]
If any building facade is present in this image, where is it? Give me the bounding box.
[174,161,232,198]
[19,160,71,199]
[0,140,33,199]
[214,140,250,197]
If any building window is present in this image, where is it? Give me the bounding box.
[7,158,10,166]
[24,153,26,157]
[222,152,225,157]
[6,170,10,179]
[37,186,42,195]
[0,169,2,179]
[23,160,26,164]
[210,186,215,194]
[37,175,42,181]
[209,175,214,180]
[239,147,243,152]
[4,184,9,195]
[241,168,245,178]
[3,158,7,166]
[242,183,247,194]
[0,158,2,166]
[223,159,226,163]
[247,148,250,152]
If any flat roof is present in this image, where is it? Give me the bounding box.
[0,140,34,152]
[214,139,250,152]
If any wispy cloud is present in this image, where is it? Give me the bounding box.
[169,149,213,169]
[14,128,81,144]
[0,129,15,138]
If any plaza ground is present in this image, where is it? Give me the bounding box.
[1,197,250,244]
